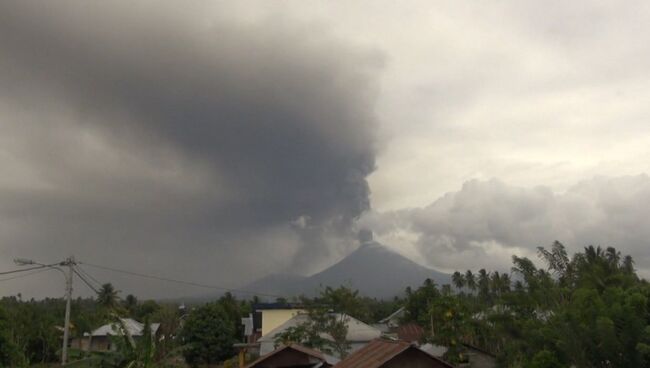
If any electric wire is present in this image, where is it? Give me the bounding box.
[0,264,49,275]
[0,267,53,281]
[72,267,100,294]
[75,265,103,288]
[79,261,288,299]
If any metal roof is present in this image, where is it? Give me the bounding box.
[396,323,424,342]
[90,318,160,337]
[334,339,455,368]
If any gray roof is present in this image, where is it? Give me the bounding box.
[258,313,382,343]
[379,306,405,324]
[419,343,448,357]
[90,318,160,337]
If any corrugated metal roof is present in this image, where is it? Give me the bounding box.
[396,323,424,342]
[90,318,160,337]
[334,339,455,368]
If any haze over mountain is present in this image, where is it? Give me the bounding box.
[242,240,450,299]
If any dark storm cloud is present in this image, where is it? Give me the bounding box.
[0,1,381,297]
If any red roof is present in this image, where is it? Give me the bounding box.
[397,323,425,342]
[245,344,327,368]
[335,339,454,368]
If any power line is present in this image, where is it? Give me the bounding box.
[0,265,48,275]
[79,261,287,299]
[75,265,103,287]
[72,267,100,294]
[0,267,52,282]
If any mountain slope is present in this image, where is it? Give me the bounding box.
[243,242,450,299]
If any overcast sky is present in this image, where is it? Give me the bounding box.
[2,0,650,299]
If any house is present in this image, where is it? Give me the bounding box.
[245,344,338,368]
[257,313,383,356]
[256,303,305,337]
[241,303,305,345]
[374,314,447,359]
[237,303,306,360]
[334,338,455,368]
[70,318,160,352]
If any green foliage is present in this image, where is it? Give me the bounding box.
[404,278,440,325]
[148,304,182,360]
[315,286,369,321]
[123,295,138,316]
[404,242,650,368]
[274,321,331,353]
[0,296,64,365]
[217,292,251,342]
[180,302,236,366]
[529,350,564,368]
[0,305,22,367]
[273,286,372,358]
[97,284,120,310]
[427,294,469,364]
[362,296,402,323]
[134,300,161,321]
[0,291,186,367]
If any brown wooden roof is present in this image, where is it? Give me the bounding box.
[334,339,455,368]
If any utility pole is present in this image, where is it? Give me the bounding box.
[14,256,75,366]
[61,256,75,366]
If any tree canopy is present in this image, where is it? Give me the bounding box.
[180,302,238,367]
[402,242,650,367]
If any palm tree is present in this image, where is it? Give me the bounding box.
[441,284,452,296]
[584,245,604,264]
[97,283,120,310]
[622,255,635,273]
[489,271,501,297]
[452,271,466,291]
[511,256,539,291]
[537,241,570,279]
[500,273,511,293]
[124,294,138,316]
[477,269,490,303]
[605,246,621,269]
[465,270,477,292]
